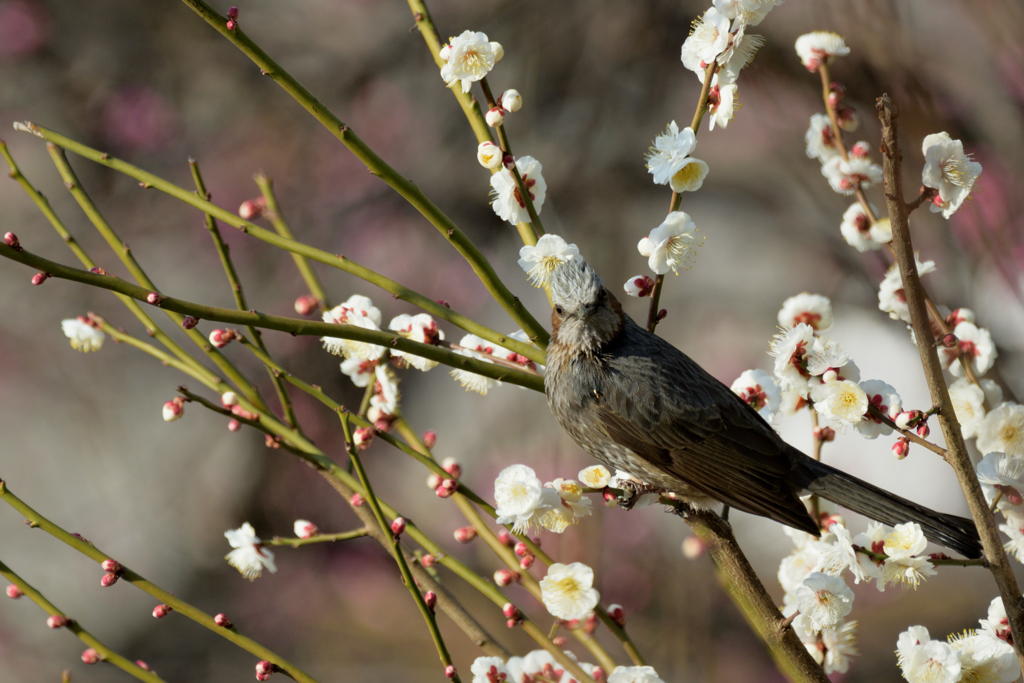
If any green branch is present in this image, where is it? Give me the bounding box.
[0,243,544,390]
[0,481,319,683]
[266,529,370,547]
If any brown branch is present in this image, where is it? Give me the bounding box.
[876,93,1024,669]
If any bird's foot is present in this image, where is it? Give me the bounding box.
[616,479,666,510]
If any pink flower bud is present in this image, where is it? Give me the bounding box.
[531,536,541,547]
[181,315,199,329]
[502,153,515,169]
[47,614,69,629]
[656,309,668,322]
[850,141,870,158]
[422,430,437,448]
[894,411,914,430]
[214,613,232,627]
[826,92,841,109]
[916,422,930,438]
[445,665,457,679]
[5,584,23,599]
[813,426,836,443]
[255,661,274,678]
[4,232,21,250]
[294,294,318,316]
[519,554,535,570]
[228,419,241,432]
[220,391,239,408]
[485,107,505,127]
[623,275,655,298]
[226,6,238,19]
[31,272,49,285]
[81,648,100,664]
[585,612,599,634]
[145,292,162,305]
[421,553,436,568]
[436,479,458,498]
[350,493,365,507]
[514,542,529,557]
[892,437,910,460]
[497,530,514,547]
[231,404,259,421]
[502,602,520,619]
[390,517,406,537]
[441,457,461,479]
[829,81,846,99]
[454,526,477,543]
[682,535,706,560]
[552,635,567,646]
[294,520,318,539]
[494,569,520,586]
[135,660,151,671]
[607,603,626,626]
[238,198,264,220]
[424,591,437,611]
[602,490,619,507]
[836,105,859,132]
[100,572,119,587]
[353,427,375,450]
[941,333,958,348]
[208,328,235,348]
[425,473,443,491]
[152,604,172,618]
[89,266,108,275]
[163,399,184,422]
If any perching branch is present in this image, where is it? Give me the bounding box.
[876,93,1024,669]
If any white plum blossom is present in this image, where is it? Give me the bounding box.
[978,403,1024,456]
[1000,511,1024,562]
[224,523,276,580]
[821,620,859,674]
[680,7,731,68]
[839,202,889,251]
[855,379,901,439]
[518,234,580,287]
[805,338,859,383]
[440,31,499,93]
[623,274,655,298]
[321,297,387,361]
[814,379,869,428]
[340,357,377,387]
[939,321,997,378]
[450,334,504,395]
[507,650,572,683]
[922,132,983,219]
[61,318,106,352]
[494,464,547,533]
[949,378,1002,439]
[819,523,880,585]
[778,293,833,332]
[878,256,937,323]
[805,113,839,164]
[897,626,961,683]
[607,665,667,683]
[389,314,444,371]
[795,572,854,632]
[976,452,1024,512]
[707,78,738,131]
[645,122,709,193]
[579,465,612,489]
[821,155,882,195]
[490,156,546,225]
[539,562,600,621]
[770,323,815,395]
[778,532,833,596]
[881,522,937,589]
[477,141,502,169]
[948,631,1019,683]
[535,479,592,533]
[370,364,400,414]
[730,369,781,421]
[637,211,698,275]
[471,656,509,683]
[794,31,850,72]
[980,597,1012,643]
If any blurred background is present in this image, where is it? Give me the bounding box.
[1,0,1023,680]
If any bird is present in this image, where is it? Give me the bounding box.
[543,256,982,558]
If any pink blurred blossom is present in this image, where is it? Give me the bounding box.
[102,86,178,152]
[0,0,51,59]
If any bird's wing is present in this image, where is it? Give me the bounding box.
[595,327,817,533]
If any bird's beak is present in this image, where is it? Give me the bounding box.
[577,304,595,320]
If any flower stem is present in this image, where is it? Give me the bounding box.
[173,0,551,349]
[0,481,319,683]
[877,93,1024,671]
[266,529,370,547]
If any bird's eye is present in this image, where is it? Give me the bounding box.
[597,288,608,302]
[555,305,564,316]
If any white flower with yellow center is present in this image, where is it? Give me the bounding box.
[947,631,1018,683]
[881,522,936,588]
[680,7,731,67]
[440,31,498,93]
[883,522,928,560]
[61,317,106,352]
[637,211,699,275]
[950,378,1002,440]
[490,155,547,225]
[645,122,709,193]
[815,379,869,427]
[795,572,854,633]
[579,465,612,489]
[518,234,580,288]
[494,464,545,533]
[922,132,983,219]
[978,403,1024,456]
[898,626,962,683]
[224,523,276,581]
[794,32,850,72]
[819,523,878,585]
[534,479,592,533]
[539,562,600,621]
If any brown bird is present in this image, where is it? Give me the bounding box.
[544,257,982,558]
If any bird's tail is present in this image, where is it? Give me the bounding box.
[792,456,983,559]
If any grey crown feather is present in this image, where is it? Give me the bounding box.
[550,257,604,311]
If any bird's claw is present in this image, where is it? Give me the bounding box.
[616,478,666,510]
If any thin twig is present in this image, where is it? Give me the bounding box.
[266,529,370,547]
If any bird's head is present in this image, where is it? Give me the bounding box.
[549,257,625,352]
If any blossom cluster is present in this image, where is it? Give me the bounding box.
[896,608,1018,683]
[470,653,665,683]
[493,464,593,535]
